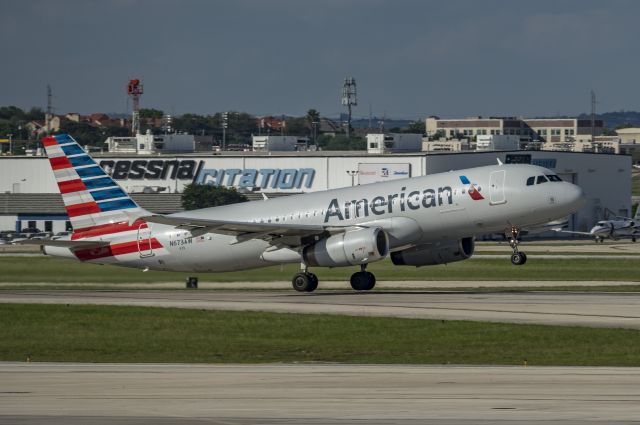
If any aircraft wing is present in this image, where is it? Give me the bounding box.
[13,239,110,248]
[552,229,593,236]
[141,214,353,242]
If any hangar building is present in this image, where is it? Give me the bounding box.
[0,150,631,236]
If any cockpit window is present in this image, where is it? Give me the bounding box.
[526,176,535,186]
[536,175,549,184]
[546,174,562,182]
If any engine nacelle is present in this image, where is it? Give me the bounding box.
[390,237,475,267]
[303,227,389,267]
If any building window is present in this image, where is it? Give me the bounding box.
[369,142,378,149]
[44,221,52,232]
[564,129,570,136]
[65,221,73,231]
[28,220,36,229]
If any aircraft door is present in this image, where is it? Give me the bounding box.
[137,223,154,257]
[489,170,506,205]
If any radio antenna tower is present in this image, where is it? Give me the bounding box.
[341,77,357,139]
[46,84,53,134]
[127,79,144,135]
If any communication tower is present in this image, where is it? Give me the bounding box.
[46,84,53,134]
[127,79,144,135]
[341,77,357,138]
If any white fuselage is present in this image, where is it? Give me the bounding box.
[50,164,585,272]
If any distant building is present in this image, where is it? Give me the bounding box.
[105,131,195,154]
[475,134,521,151]
[366,133,422,154]
[422,139,469,153]
[252,135,309,152]
[426,116,604,146]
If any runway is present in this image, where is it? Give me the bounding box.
[2,289,640,328]
[1,362,639,424]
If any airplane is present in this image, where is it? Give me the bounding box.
[18,134,586,292]
[555,210,640,243]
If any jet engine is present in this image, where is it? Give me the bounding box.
[390,237,475,267]
[303,227,389,267]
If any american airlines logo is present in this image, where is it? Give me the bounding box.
[459,175,484,201]
[324,185,453,223]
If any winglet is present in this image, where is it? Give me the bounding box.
[262,193,269,201]
[497,158,503,165]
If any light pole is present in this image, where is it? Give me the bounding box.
[346,170,359,186]
[312,121,318,146]
[7,133,13,155]
[222,112,228,150]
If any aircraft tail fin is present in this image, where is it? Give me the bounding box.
[42,134,149,231]
[634,204,640,220]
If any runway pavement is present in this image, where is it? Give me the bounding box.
[1,362,639,424]
[1,289,640,328]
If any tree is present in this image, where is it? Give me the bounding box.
[306,109,320,125]
[283,116,308,136]
[405,120,426,134]
[139,108,164,119]
[181,183,248,210]
[316,134,365,150]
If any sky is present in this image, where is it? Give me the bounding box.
[1,0,639,119]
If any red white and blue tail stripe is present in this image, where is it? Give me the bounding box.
[43,134,148,230]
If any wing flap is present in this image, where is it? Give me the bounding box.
[141,214,352,239]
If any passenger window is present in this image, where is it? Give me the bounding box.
[526,176,535,186]
[536,175,548,184]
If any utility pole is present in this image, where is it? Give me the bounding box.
[46,85,53,134]
[341,77,357,139]
[590,89,597,152]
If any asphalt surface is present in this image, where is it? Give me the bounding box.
[1,363,639,424]
[2,289,640,328]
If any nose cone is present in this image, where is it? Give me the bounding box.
[565,183,586,212]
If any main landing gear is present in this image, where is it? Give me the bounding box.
[291,270,318,292]
[291,264,377,293]
[507,226,527,266]
[350,264,376,291]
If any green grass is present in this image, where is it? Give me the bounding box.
[1,256,638,284]
[633,174,640,196]
[1,304,639,366]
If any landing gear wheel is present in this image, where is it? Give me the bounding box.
[292,272,318,293]
[307,272,319,292]
[350,271,376,291]
[510,252,527,266]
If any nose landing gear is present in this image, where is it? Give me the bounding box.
[507,226,527,266]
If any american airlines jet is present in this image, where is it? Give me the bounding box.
[22,134,586,292]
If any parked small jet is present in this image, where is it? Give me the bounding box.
[556,210,640,242]
[19,134,585,292]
